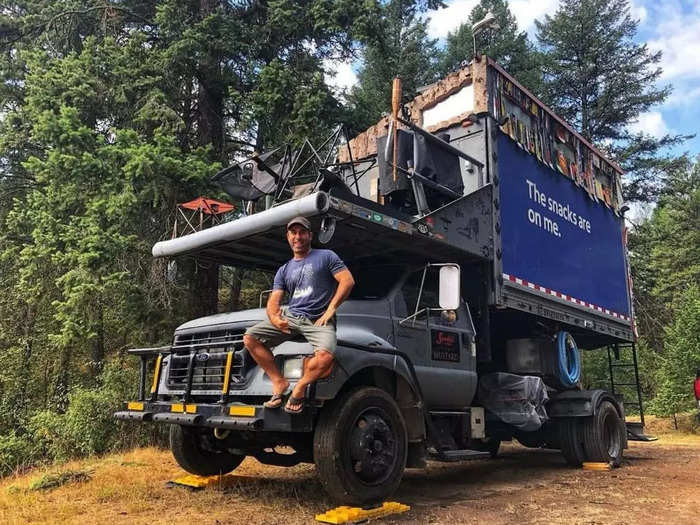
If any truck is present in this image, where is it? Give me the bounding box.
[115,57,645,505]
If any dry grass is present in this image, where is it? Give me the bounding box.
[1,416,699,525]
[0,448,332,525]
[629,413,700,445]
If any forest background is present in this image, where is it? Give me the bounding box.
[0,0,698,475]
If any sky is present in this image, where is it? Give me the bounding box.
[326,0,700,160]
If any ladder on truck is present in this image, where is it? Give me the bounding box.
[606,342,655,441]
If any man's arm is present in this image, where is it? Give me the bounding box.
[314,269,355,326]
[266,289,290,333]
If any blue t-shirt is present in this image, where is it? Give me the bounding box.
[273,249,347,320]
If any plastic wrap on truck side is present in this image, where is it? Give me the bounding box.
[497,133,631,318]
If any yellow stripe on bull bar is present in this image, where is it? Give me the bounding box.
[127,401,144,411]
[229,405,256,417]
[222,351,233,395]
[171,404,197,413]
[150,354,163,394]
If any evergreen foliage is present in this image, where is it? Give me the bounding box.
[629,158,700,352]
[649,286,700,421]
[346,0,442,132]
[0,0,392,472]
[535,0,690,201]
[439,0,542,94]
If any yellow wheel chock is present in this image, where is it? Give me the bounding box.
[315,502,410,523]
[166,473,255,489]
[582,461,612,471]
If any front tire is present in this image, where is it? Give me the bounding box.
[169,425,245,476]
[313,387,408,506]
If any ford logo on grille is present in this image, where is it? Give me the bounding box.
[196,352,210,362]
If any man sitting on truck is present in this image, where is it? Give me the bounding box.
[243,216,355,414]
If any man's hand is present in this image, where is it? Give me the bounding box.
[314,307,336,326]
[272,315,291,333]
[266,290,290,333]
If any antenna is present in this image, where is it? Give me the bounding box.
[471,11,500,58]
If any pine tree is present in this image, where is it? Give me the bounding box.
[649,285,700,423]
[439,0,542,95]
[346,0,442,133]
[535,0,689,201]
[0,0,388,450]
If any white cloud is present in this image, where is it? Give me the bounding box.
[666,86,700,107]
[324,59,358,95]
[629,0,647,24]
[427,0,479,39]
[645,2,700,82]
[628,111,670,138]
[508,0,560,34]
[426,0,559,39]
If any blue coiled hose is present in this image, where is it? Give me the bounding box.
[556,331,581,387]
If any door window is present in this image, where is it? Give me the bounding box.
[394,267,440,319]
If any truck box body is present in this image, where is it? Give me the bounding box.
[497,133,632,333]
[336,56,635,344]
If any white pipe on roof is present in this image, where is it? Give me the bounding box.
[152,191,330,258]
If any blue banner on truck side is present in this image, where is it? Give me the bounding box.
[498,133,630,317]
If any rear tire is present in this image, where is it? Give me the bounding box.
[169,425,245,476]
[559,418,586,466]
[313,387,408,506]
[582,401,625,467]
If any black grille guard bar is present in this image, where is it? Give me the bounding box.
[127,336,247,402]
[171,337,245,352]
[127,346,172,401]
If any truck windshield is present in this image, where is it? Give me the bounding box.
[347,265,404,300]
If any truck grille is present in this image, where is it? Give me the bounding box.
[168,329,249,391]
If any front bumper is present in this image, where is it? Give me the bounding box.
[114,400,313,432]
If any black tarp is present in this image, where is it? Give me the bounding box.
[413,132,464,195]
[212,150,279,201]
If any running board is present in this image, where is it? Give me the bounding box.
[626,422,657,442]
[429,449,491,462]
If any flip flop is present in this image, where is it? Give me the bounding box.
[263,386,290,409]
[263,393,285,409]
[284,396,305,414]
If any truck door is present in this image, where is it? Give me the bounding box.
[392,267,477,409]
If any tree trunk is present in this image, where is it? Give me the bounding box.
[229,268,244,311]
[53,347,72,412]
[192,0,225,317]
[197,0,225,162]
[91,301,105,379]
[196,261,220,316]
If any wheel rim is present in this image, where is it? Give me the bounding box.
[602,411,622,458]
[346,407,398,486]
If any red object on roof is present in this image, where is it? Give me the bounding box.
[179,197,235,215]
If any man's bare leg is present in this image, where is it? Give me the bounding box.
[286,349,333,412]
[243,334,289,396]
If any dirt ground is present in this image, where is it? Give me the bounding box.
[1,437,699,525]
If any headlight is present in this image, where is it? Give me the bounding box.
[283,357,305,379]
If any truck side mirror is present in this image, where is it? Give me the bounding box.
[439,265,460,310]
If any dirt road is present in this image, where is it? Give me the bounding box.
[2,439,699,524]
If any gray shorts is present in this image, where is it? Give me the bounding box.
[245,308,336,354]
